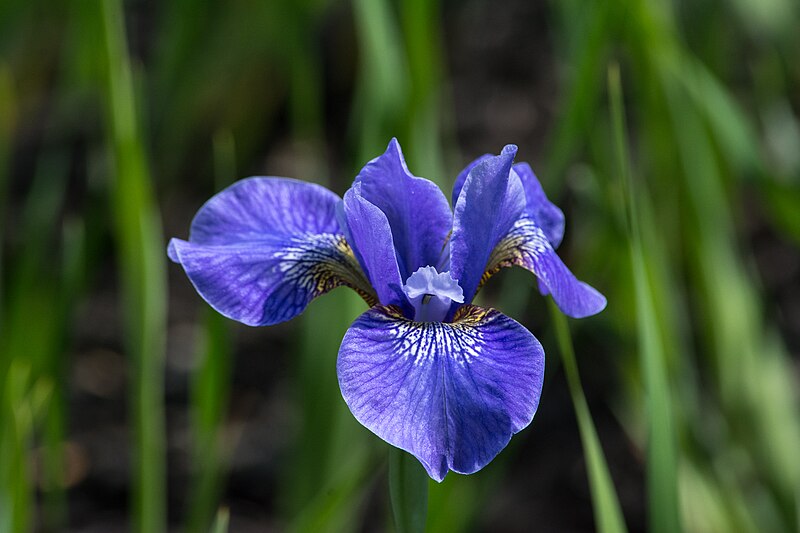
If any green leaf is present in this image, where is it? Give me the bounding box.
[389,447,429,533]
[550,303,628,533]
[609,63,681,533]
[96,0,168,530]
[210,507,229,533]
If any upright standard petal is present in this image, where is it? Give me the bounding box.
[338,305,544,482]
[449,145,526,303]
[454,158,565,249]
[168,177,374,326]
[340,183,409,311]
[513,163,565,248]
[485,217,606,318]
[352,138,453,280]
[451,154,493,207]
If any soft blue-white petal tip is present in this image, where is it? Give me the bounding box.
[167,238,183,263]
[561,282,607,319]
[501,144,518,157]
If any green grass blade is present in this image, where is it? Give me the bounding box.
[0,362,53,533]
[40,216,86,531]
[0,64,12,342]
[351,0,408,159]
[187,307,232,533]
[210,507,230,533]
[662,60,800,529]
[96,0,168,530]
[545,0,609,183]
[389,447,428,533]
[0,146,72,530]
[287,411,375,533]
[400,0,445,181]
[186,130,236,533]
[549,301,628,533]
[609,63,681,533]
[285,288,372,532]
[425,475,479,533]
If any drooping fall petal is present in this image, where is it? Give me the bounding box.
[168,177,373,326]
[337,305,545,482]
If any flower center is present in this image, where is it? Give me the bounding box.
[402,266,464,322]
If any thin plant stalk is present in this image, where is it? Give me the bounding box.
[549,301,628,533]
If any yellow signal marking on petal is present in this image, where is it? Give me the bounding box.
[277,234,378,306]
[477,218,548,294]
[367,304,495,366]
[376,303,493,327]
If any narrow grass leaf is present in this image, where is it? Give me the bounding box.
[287,432,376,533]
[389,447,428,533]
[187,130,236,533]
[211,507,230,533]
[351,0,409,159]
[609,63,681,533]
[663,65,800,530]
[97,0,168,530]
[550,301,628,533]
[400,0,445,180]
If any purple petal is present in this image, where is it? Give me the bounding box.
[488,217,606,318]
[337,305,544,482]
[449,145,526,303]
[351,138,452,280]
[454,158,564,249]
[187,177,342,243]
[340,183,409,310]
[513,163,565,248]
[168,178,374,326]
[451,154,493,207]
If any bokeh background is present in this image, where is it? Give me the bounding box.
[1,0,799,531]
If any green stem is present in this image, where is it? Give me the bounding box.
[549,301,628,533]
[389,447,428,533]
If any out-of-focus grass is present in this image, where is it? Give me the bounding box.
[610,63,680,533]
[389,446,429,533]
[211,507,230,533]
[281,3,375,530]
[0,363,52,533]
[566,0,800,531]
[351,0,408,161]
[0,65,12,328]
[95,0,168,530]
[0,147,81,532]
[186,130,236,533]
[550,301,628,533]
[286,289,373,533]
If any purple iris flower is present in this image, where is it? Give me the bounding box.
[168,139,605,482]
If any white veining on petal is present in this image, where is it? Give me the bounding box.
[337,303,546,481]
[270,232,375,306]
[368,308,487,367]
[480,217,549,288]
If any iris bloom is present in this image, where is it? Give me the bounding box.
[168,139,605,481]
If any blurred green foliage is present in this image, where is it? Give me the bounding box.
[0,0,799,531]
